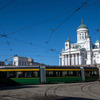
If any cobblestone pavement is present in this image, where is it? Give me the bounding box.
[0,81,100,100]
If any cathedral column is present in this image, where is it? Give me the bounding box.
[72,54,74,65]
[74,54,75,65]
[64,55,65,65]
[65,55,67,65]
[79,53,82,65]
[66,55,68,65]
[68,54,70,65]
[77,54,79,65]
[62,55,64,66]
[84,33,85,39]
[75,54,78,65]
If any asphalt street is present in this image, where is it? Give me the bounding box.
[0,81,100,100]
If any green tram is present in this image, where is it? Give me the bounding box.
[0,67,40,85]
[46,66,81,83]
[0,66,99,85]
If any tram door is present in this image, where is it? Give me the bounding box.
[40,66,46,83]
[80,67,85,81]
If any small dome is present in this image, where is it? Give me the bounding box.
[66,37,70,42]
[28,56,33,63]
[66,39,70,42]
[96,40,99,43]
[77,19,88,29]
[78,24,88,29]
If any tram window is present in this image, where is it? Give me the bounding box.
[7,72,16,78]
[67,71,73,76]
[91,71,94,76]
[32,71,39,77]
[94,71,99,76]
[16,71,39,78]
[0,72,7,78]
[91,71,98,76]
[24,71,32,77]
[62,71,67,77]
[7,71,39,78]
[63,71,81,76]
[78,71,81,76]
[16,72,23,78]
[85,71,98,77]
[46,71,53,77]
[73,71,78,76]
[55,71,62,77]
[85,71,90,77]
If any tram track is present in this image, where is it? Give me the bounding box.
[88,82,100,95]
[44,86,58,100]
[44,82,89,100]
[44,83,86,100]
[0,81,100,100]
[44,81,100,100]
[81,81,100,100]
[44,84,66,100]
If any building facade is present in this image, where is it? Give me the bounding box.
[13,55,45,66]
[13,55,29,66]
[59,20,100,66]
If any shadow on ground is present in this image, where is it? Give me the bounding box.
[56,97,94,100]
[0,85,38,91]
[33,95,95,100]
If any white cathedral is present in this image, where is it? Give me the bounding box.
[59,20,100,66]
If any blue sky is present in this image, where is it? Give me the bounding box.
[0,0,100,65]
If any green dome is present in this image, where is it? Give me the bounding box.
[66,39,70,42]
[96,40,99,43]
[66,37,70,42]
[77,19,88,29]
[78,24,88,29]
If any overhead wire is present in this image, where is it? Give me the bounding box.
[44,42,60,55]
[0,0,16,11]
[45,0,90,44]
[7,36,32,45]
[7,36,49,49]
[46,29,55,43]
[0,6,76,54]
[2,8,75,54]
[5,0,98,37]
[3,9,75,55]
[66,0,100,43]
[0,5,75,55]
[0,33,54,54]
[2,35,16,54]
[90,29,100,42]
[85,0,100,7]
[6,10,75,36]
[0,0,16,54]
[0,34,46,49]
[1,0,99,59]
[90,29,100,37]
[54,0,90,30]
